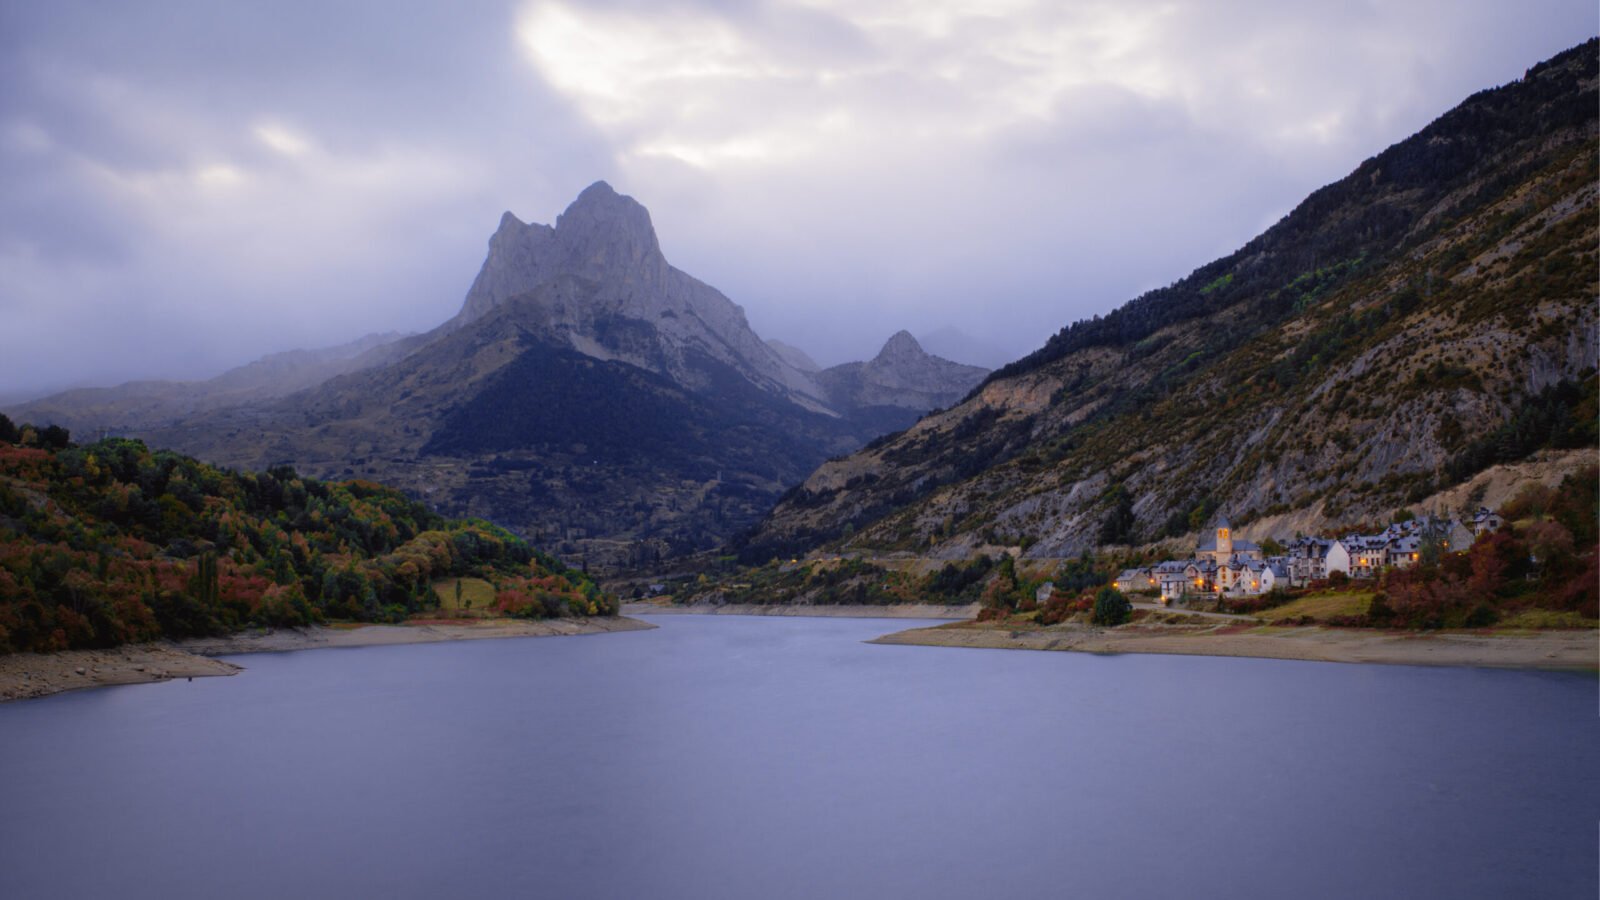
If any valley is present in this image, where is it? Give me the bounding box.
[1,39,1595,675]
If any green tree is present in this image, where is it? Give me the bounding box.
[1092,586,1131,626]
[191,551,219,608]
[1098,485,1136,546]
[37,424,71,450]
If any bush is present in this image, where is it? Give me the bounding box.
[1366,592,1395,622]
[1092,587,1131,626]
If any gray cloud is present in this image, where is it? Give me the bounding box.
[0,0,1593,395]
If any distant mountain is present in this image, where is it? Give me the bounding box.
[732,38,1599,564]
[9,331,416,435]
[816,331,989,413]
[11,183,989,566]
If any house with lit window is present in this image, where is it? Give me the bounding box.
[1140,512,1474,600]
[1156,560,1193,601]
[1114,568,1154,594]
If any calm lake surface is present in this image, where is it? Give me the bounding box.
[1,616,1595,899]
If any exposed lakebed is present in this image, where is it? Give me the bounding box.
[1,615,1594,899]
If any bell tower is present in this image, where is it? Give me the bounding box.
[1216,516,1233,562]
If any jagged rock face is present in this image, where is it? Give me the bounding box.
[456,182,665,323]
[818,331,990,411]
[452,181,830,410]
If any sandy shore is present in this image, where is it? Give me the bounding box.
[623,601,978,618]
[869,623,1599,670]
[0,645,245,704]
[0,616,656,704]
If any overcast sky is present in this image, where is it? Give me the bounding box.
[2,1,1594,398]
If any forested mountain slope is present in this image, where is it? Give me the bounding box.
[0,418,614,654]
[734,39,1599,563]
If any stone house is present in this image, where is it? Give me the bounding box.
[1387,534,1422,568]
[1114,568,1154,594]
[1346,535,1390,579]
[1183,559,1219,594]
[1284,537,1351,584]
[1156,560,1192,602]
[1470,508,1504,536]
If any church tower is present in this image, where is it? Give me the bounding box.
[1216,516,1233,562]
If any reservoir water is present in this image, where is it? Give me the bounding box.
[1,615,1595,899]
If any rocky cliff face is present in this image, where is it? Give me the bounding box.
[733,39,1599,564]
[449,181,831,411]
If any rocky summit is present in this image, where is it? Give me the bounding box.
[817,331,990,413]
[10,182,989,567]
[448,181,832,413]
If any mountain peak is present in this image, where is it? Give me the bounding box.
[555,180,661,263]
[875,330,926,361]
[454,183,664,326]
[575,179,616,200]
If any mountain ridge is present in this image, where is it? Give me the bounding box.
[732,37,1599,565]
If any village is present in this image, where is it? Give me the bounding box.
[1113,510,1506,603]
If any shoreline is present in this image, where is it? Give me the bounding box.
[622,601,978,618]
[869,622,1600,670]
[175,615,657,656]
[0,616,657,704]
[0,645,245,704]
